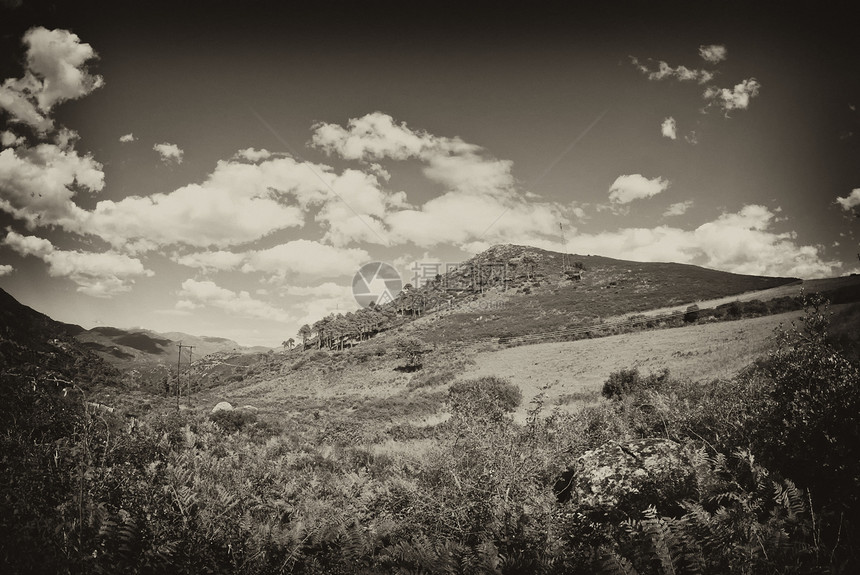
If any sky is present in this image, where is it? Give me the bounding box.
[1,0,859,347]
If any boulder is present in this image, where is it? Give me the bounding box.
[555,438,696,520]
[211,401,233,413]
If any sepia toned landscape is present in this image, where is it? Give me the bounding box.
[2,1,860,574]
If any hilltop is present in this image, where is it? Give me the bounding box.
[389,244,800,344]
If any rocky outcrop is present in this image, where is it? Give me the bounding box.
[555,438,697,520]
[211,401,233,413]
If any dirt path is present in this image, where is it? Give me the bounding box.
[461,310,808,421]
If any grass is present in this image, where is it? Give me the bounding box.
[407,251,798,345]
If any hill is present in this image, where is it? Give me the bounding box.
[395,244,800,344]
[0,287,119,389]
[73,326,271,387]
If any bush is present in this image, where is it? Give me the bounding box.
[209,409,258,433]
[757,294,860,515]
[601,368,669,400]
[683,304,699,323]
[448,376,522,422]
[394,336,428,370]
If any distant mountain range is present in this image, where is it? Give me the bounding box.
[74,325,271,370]
[1,287,270,378]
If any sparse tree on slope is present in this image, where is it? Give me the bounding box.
[298,324,311,351]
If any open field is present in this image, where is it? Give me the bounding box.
[194,305,854,428]
[461,308,818,421]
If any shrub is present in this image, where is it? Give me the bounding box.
[683,304,699,323]
[394,336,428,370]
[601,368,669,399]
[209,409,258,433]
[448,376,522,422]
[757,294,860,515]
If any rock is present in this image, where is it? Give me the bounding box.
[240,405,258,412]
[211,401,233,413]
[555,438,696,520]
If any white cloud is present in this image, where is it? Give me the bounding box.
[661,117,677,140]
[0,144,103,229]
[241,240,370,279]
[119,133,136,143]
[3,230,153,297]
[685,131,699,145]
[177,279,291,322]
[312,112,516,194]
[836,189,860,211]
[235,147,272,162]
[153,142,184,164]
[175,240,370,280]
[630,57,714,84]
[83,153,343,250]
[704,78,761,113]
[311,112,569,250]
[568,205,838,278]
[699,44,727,64]
[608,174,670,205]
[664,200,694,217]
[312,112,430,161]
[0,264,13,276]
[174,250,246,272]
[1,130,26,147]
[0,27,103,133]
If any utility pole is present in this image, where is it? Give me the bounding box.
[186,345,195,406]
[176,342,183,410]
[175,343,196,409]
[559,222,570,272]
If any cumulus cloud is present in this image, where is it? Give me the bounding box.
[3,230,153,296]
[836,189,860,211]
[174,250,246,272]
[699,44,727,64]
[235,147,272,162]
[175,239,370,280]
[241,240,369,278]
[568,205,837,278]
[119,133,135,143]
[153,142,183,164]
[84,154,389,250]
[661,117,677,140]
[311,112,569,249]
[313,112,516,194]
[630,57,714,84]
[664,200,694,217]
[0,144,103,229]
[1,130,26,147]
[177,279,291,322]
[0,264,13,276]
[704,78,761,113]
[608,174,670,205]
[0,27,103,133]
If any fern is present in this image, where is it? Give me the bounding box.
[601,550,640,575]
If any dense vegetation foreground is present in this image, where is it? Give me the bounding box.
[2,295,859,574]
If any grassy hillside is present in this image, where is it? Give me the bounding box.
[398,245,799,344]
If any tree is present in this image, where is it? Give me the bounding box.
[297,325,311,351]
[282,338,295,352]
[521,254,536,280]
[394,336,428,370]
